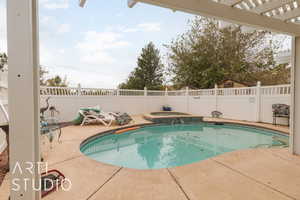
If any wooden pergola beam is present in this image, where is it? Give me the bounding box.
[135,0,300,36]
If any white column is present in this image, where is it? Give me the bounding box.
[144,87,147,96]
[256,81,261,122]
[7,0,41,199]
[291,37,300,155]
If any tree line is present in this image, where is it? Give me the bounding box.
[119,17,290,90]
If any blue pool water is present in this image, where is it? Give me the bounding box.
[80,123,289,169]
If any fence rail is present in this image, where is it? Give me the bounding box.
[261,85,291,95]
[217,87,257,96]
[40,84,292,97]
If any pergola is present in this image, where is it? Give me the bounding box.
[6,0,300,199]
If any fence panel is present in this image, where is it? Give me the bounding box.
[38,85,292,124]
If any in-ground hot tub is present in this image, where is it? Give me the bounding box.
[144,111,203,124]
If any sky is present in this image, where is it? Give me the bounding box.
[0,0,195,88]
[0,0,292,89]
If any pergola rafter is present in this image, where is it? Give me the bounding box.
[251,0,295,14]
[102,0,300,34]
[231,0,300,22]
[123,0,300,35]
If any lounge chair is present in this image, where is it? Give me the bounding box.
[79,109,116,126]
[211,110,223,118]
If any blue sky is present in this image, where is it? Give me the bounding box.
[0,0,291,88]
[0,0,194,88]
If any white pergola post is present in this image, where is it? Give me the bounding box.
[7,0,41,199]
[291,37,300,155]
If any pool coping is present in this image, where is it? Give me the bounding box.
[204,119,290,135]
[143,112,203,120]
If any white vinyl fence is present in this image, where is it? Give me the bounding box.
[39,83,291,125]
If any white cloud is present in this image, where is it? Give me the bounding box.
[40,16,71,36]
[107,23,162,34]
[138,23,161,32]
[76,31,130,65]
[115,13,124,17]
[58,49,66,54]
[122,28,139,33]
[40,0,69,9]
[40,16,53,25]
[57,24,71,34]
[40,44,54,64]
[0,3,7,52]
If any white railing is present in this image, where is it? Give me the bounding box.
[147,90,165,96]
[189,89,215,96]
[37,83,292,123]
[119,89,144,96]
[40,87,79,96]
[218,87,257,96]
[167,90,186,96]
[261,84,291,95]
[40,84,292,97]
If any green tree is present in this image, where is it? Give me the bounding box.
[166,17,279,89]
[254,64,290,85]
[46,75,68,87]
[0,53,8,70]
[119,42,164,90]
[40,66,49,86]
[40,66,68,87]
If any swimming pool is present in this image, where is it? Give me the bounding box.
[80,123,288,170]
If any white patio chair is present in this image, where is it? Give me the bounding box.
[0,100,9,154]
[79,109,116,127]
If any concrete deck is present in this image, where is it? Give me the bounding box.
[0,116,299,200]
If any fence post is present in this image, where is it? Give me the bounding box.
[256,81,261,122]
[77,84,81,96]
[144,87,147,96]
[186,86,189,112]
[185,86,189,96]
[214,84,218,111]
[165,87,168,96]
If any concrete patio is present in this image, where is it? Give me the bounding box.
[0,116,299,200]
